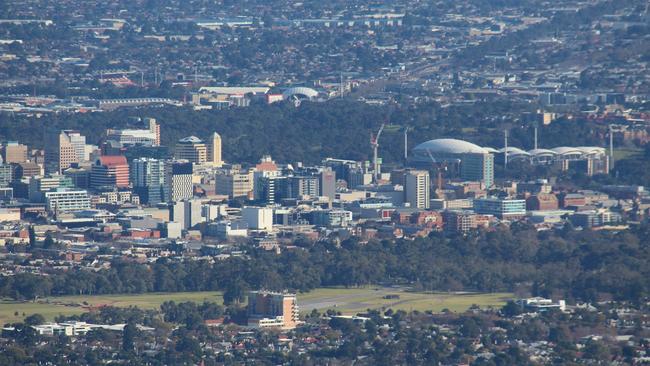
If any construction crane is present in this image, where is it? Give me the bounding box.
[371,123,385,183]
[425,148,447,192]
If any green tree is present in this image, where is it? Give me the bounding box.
[28,226,36,248]
[223,279,248,305]
[24,313,45,326]
[43,234,55,249]
[583,340,610,361]
[122,322,138,352]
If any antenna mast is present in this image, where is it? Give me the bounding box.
[609,125,614,171]
[404,127,411,161]
[504,129,509,168]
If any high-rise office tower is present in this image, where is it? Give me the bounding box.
[171,199,203,230]
[207,132,223,167]
[0,164,12,187]
[90,156,129,189]
[215,169,253,199]
[460,153,494,188]
[131,158,168,204]
[1,141,28,164]
[253,155,280,201]
[147,118,161,146]
[175,136,207,164]
[166,160,193,202]
[319,169,336,200]
[284,176,319,199]
[64,166,90,189]
[405,170,430,209]
[257,176,286,204]
[45,130,87,174]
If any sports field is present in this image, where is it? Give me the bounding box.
[613,147,642,160]
[0,288,511,324]
[0,291,223,324]
[300,287,511,315]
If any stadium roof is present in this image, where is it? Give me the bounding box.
[282,86,319,100]
[551,147,584,155]
[498,146,530,156]
[576,146,606,154]
[528,148,557,156]
[413,138,487,155]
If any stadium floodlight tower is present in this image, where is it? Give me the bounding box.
[371,123,385,183]
[403,126,413,161]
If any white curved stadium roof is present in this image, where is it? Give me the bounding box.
[282,86,319,99]
[498,146,530,156]
[483,147,499,153]
[576,146,606,154]
[528,148,557,156]
[551,147,584,155]
[413,138,488,155]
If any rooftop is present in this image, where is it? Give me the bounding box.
[413,138,488,155]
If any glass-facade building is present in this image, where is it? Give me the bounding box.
[473,197,526,219]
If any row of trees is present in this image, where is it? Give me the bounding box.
[3,299,635,365]
[2,223,648,304]
[0,99,609,166]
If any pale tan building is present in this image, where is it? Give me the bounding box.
[207,132,223,167]
[175,136,207,164]
[247,291,300,330]
[215,169,253,199]
[1,142,28,163]
[45,130,87,174]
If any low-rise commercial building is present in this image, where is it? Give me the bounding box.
[45,188,91,213]
[473,197,526,219]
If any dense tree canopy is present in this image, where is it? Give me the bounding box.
[0,100,610,166]
[2,224,648,304]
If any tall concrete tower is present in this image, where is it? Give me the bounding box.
[146,118,161,146]
[208,132,223,167]
[405,170,430,209]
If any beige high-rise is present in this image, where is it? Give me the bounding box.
[1,142,28,163]
[175,136,207,164]
[207,132,223,167]
[247,291,300,329]
[45,130,86,174]
[146,118,161,146]
[215,169,253,199]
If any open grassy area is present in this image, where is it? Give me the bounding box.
[299,287,512,315]
[48,291,224,309]
[613,147,643,161]
[0,300,86,325]
[0,288,511,324]
[0,291,223,325]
